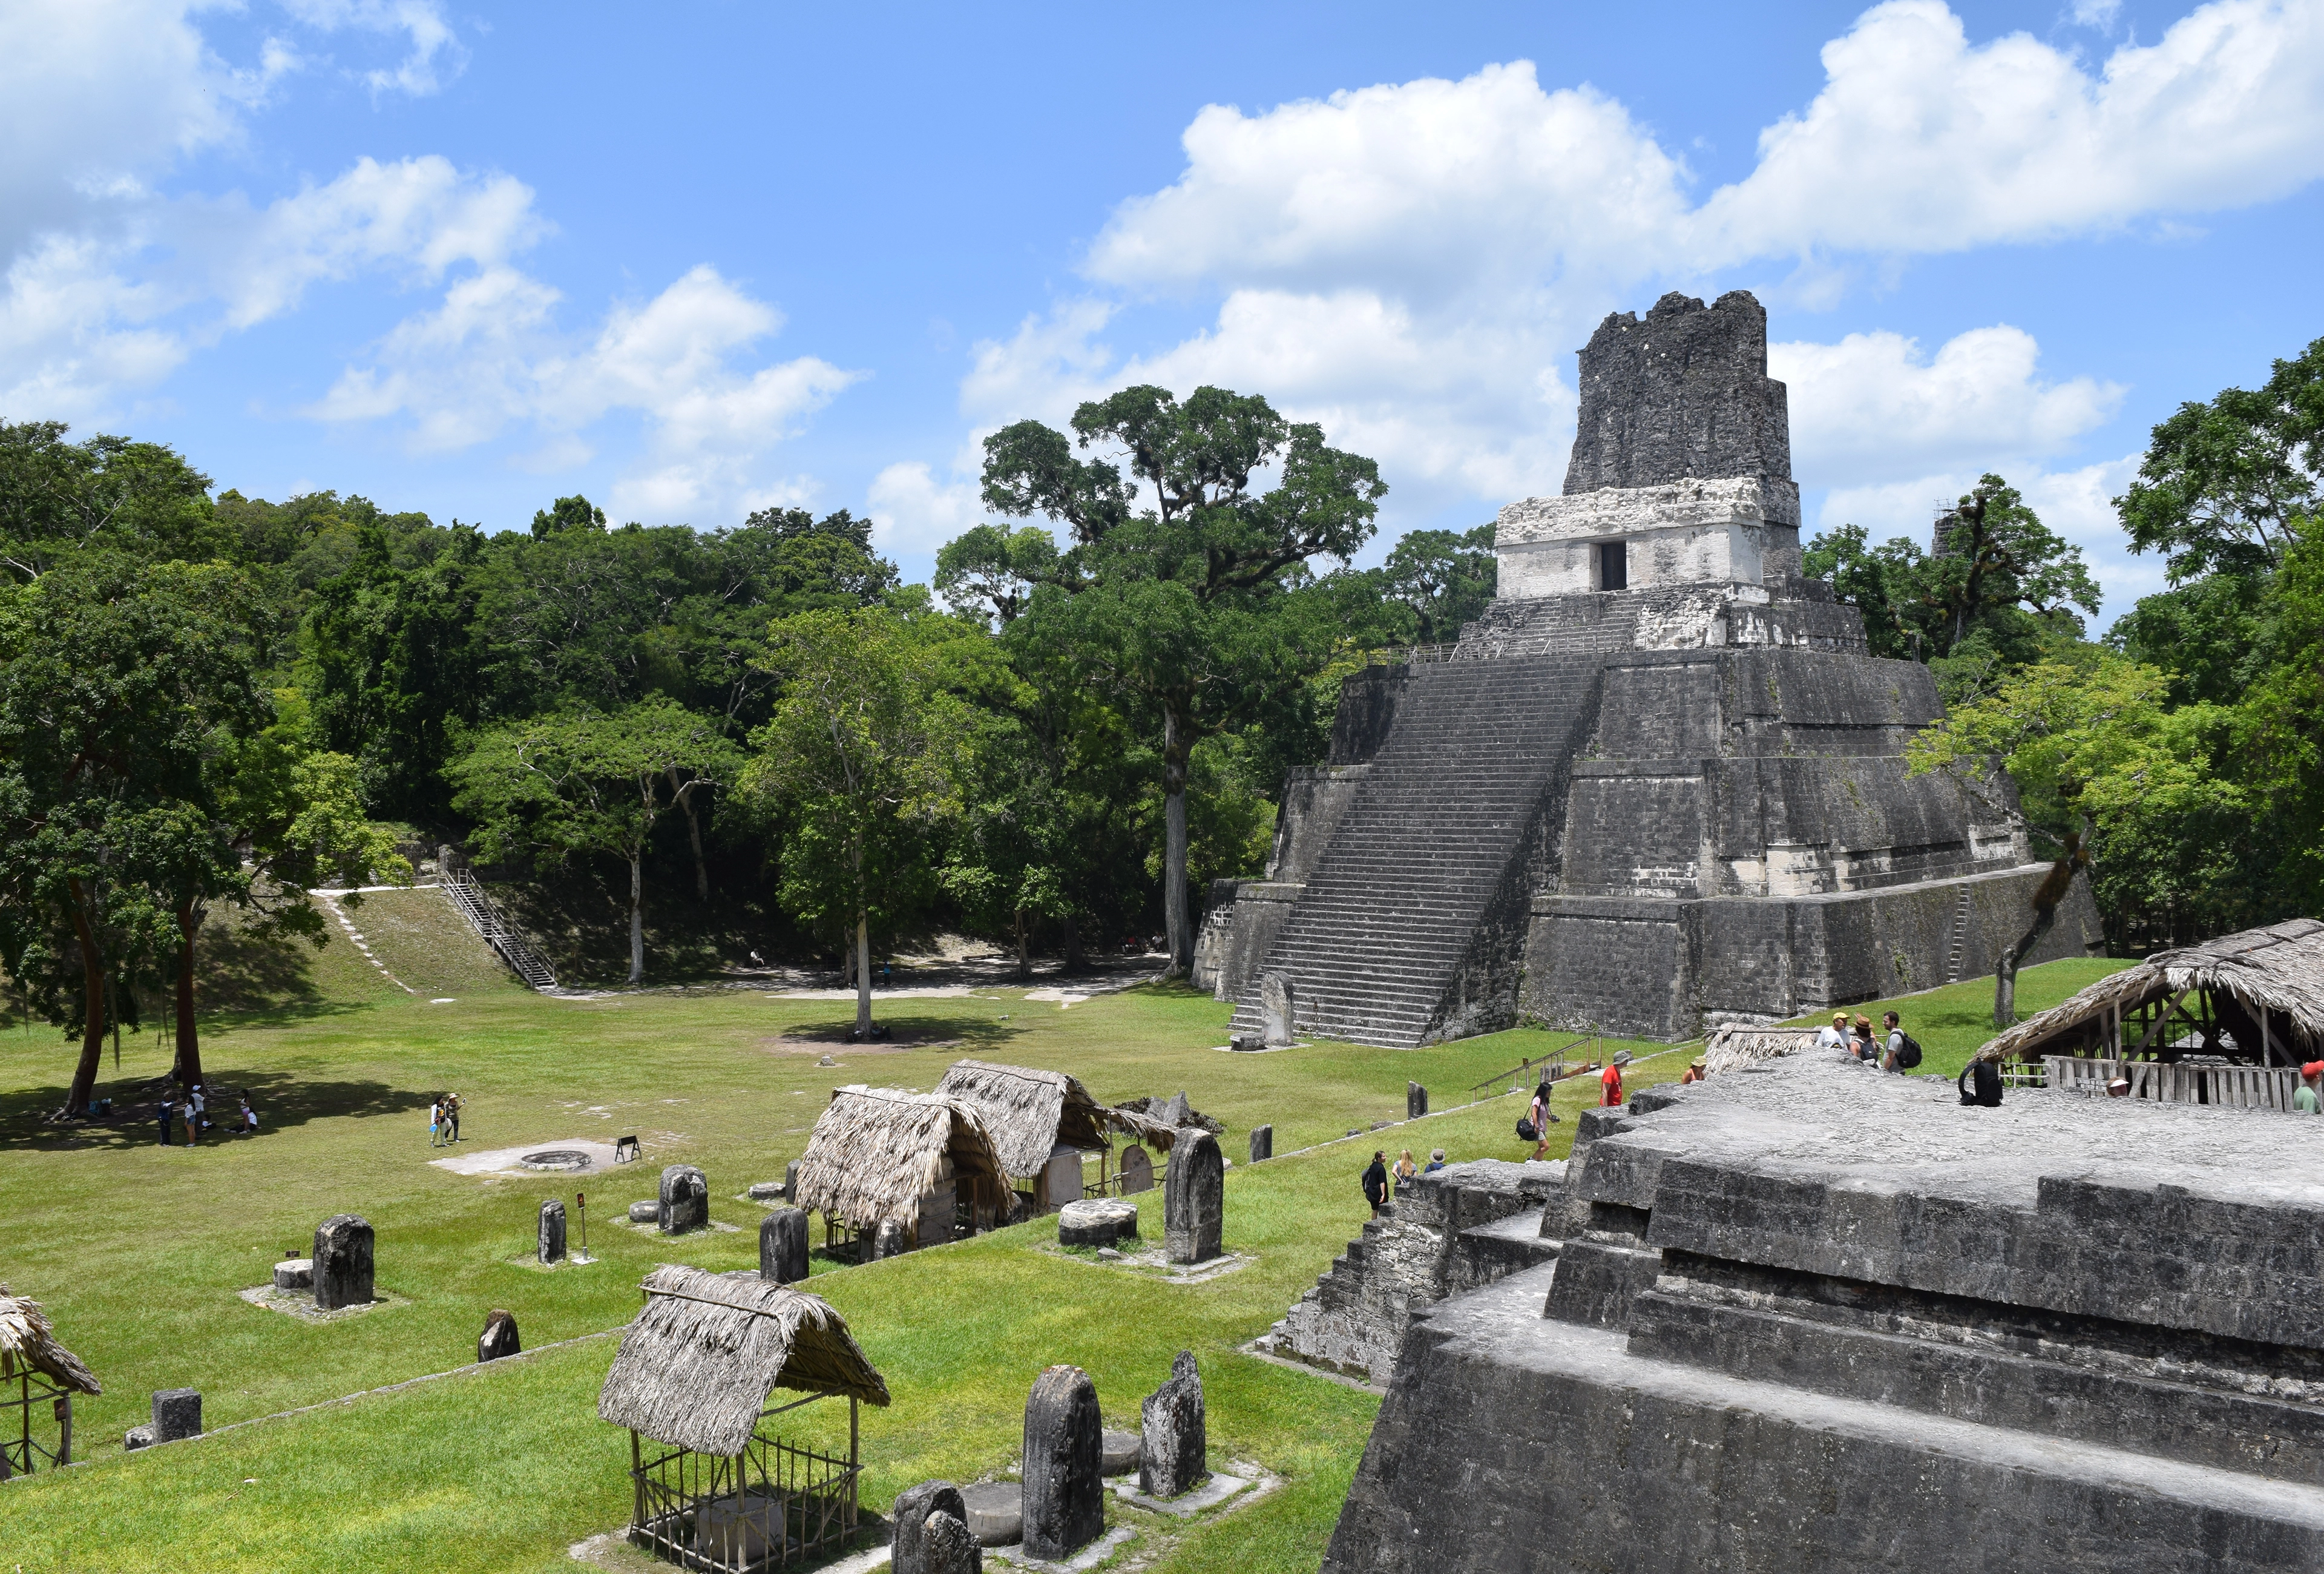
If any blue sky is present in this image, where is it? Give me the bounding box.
[6,2,2323,628]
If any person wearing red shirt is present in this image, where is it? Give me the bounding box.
[1600,1061,1624,1107]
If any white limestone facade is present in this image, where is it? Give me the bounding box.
[1494,476,1804,600]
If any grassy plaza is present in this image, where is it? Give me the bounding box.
[0,894,2126,1572]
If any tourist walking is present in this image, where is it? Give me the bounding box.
[1600,1059,1624,1108]
[1362,1151,1390,1218]
[182,1096,198,1146]
[189,1084,206,1132]
[1393,1149,1418,1196]
[240,1093,258,1133]
[1529,1079,1557,1159]
[156,1099,174,1146]
[443,1092,462,1143]
[428,1097,444,1147]
[2300,1062,2323,1115]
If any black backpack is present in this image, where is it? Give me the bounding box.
[1957,1059,2003,1107]
[1896,1033,1923,1070]
[1515,1117,1538,1142]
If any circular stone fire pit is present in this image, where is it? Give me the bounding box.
[521,1149,594,1173]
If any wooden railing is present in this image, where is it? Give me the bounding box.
[439,866,559,992]
[2044,1056,2305,1111]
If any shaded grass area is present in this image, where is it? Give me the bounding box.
[0,955,2107,1571]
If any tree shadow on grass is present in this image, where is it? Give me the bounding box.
[757,1013,1028,1053]
[0,1069,435,1152]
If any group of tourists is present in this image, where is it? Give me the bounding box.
[1362,1145,1451,1216]
[1817,1009,1922,1073]
[153,1085,258,1145]
[428,1093,464,1147]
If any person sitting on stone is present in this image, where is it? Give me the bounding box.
[1816,1012,1851,1055]
[1424,1148,1448,1173]
[1681,1061,1705,1085]
[1393,1149,1418,1194]
[2299,1062,2323,1115]
[1362,1151,1390,1218]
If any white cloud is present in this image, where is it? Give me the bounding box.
[1815,454,2157,629]
[867,461,983,561]
[279,0,467,96]
[1774,325,2124,488]
[315,264,864,522]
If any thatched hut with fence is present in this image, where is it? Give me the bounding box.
[1701,1024,1823,1076]
[598,1265,890,1572]
[1977,919,2324,1110]
[0,1285,99,1478]
[933,1058,1180,1209]
[790,1086,1011,1258]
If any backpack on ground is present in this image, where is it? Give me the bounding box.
[1896,1033,1923,1070]
[1957,1059,2003,1107]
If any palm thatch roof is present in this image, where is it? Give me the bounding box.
[1978,918,2324,1064]
[934,1059,1175,1175]
[598,1265,888,1455]
[0,1286,100,1396]
[792,1085,1011,1239]
[1703,1024,1823,1075]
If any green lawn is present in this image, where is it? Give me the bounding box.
[0,904,2119,1573]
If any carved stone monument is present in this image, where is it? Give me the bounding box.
[537,1199,566,1265]
[151,1388,202,1443]
[658,1164,708,1235]
[1020,1365,1103,1560]
[1138,1351,1207,1499]
[1164,1130,1224,1265]
[312,1214,373,1310]
[1118,1144,1154,1194]
[1406,1082,1428,1119]
[478,1308,520,1362]
[921,1509,980,1574]
[1259,973,1295,1045]
[1249,1124,1273,1164]
[760,1207,809,1284]
[892,1480,970,1574]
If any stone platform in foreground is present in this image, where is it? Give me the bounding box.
[1324,1055,2324,1573]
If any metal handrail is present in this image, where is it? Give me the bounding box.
[439,866,559,991]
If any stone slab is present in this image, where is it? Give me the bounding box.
[984,1526,1137,1572]
[957,1482,1022,1547]
[1109,1469,1253,1518]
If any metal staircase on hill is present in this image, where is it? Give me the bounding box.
[1942,882,1974,984]
[1227,651,1606,1047]
[439,866,559,991]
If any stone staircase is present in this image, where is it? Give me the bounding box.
[1228,653,1606,1047]
[439,866,560,991]
[1942,881,1973,984]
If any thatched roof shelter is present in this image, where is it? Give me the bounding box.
[597,1265,887,1457]
[1704,1024,1823,1075]
[934,1059,1176,1175]
[1978,919,2324,1065]
[0,1287,99,1397]
[792,1086,1011,1239]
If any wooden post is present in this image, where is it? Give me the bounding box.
[56,1391,70,1467]
[629,1429,644,1535]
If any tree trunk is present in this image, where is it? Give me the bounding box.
[63,878,105,1118]
[1163,707,1192,976]
[628,855,645,985]
[1994,946,2017,1030]
[172,901,203,1090]
[673,774,709,901]
[854,913,872,1036]
[1014,909,1031,983]
[1063,911,1083,972]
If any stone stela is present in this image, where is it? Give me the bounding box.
[1203,289,2101,1046]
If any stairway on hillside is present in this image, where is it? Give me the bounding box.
[1229,653,1606,1047]
[439,866,560,991]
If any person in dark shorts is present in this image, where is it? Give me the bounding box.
[1362,1151,1390,1218]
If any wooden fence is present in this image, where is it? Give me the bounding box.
[2044,1056,2306,1111]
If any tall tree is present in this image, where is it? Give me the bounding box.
[1372,524,1498,645]
[0,557,274,1115]
[448,697,740,984]
[0,421,229,580]
[974,384,1385,973]
[741,607,967,1034]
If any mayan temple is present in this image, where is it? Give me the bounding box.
[1200,288,2102,1046]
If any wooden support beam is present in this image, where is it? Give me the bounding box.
[2131,991,2188,1056]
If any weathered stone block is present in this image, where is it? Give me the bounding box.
[1164,1130,1224,1265]
[1119,1144,1154,1194]
[313,1214,373,1310]
[1020,1365,1103,1559]
[957,1482,1021,1547]
[627,1199,658,1223]
[1101,1427,1141,1476]
[760,1207,809,1284]
[123,1423,155,1451]
[151,1388,201,1443]
[1407,1082,1428,1119]
[478,1308,520,1362]
[658,1164,707,1234]
[1260,973,1295,1045]
[272,1257,312,1291]
[922,1509,981,1574]
[1139,1351,1207,1498]
[537,1199,566,1264]
[1249,1125,1272,1164]
[1057,1198,1137,1249]
[1563,290,1791,494]
[892,1480,967,1574]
